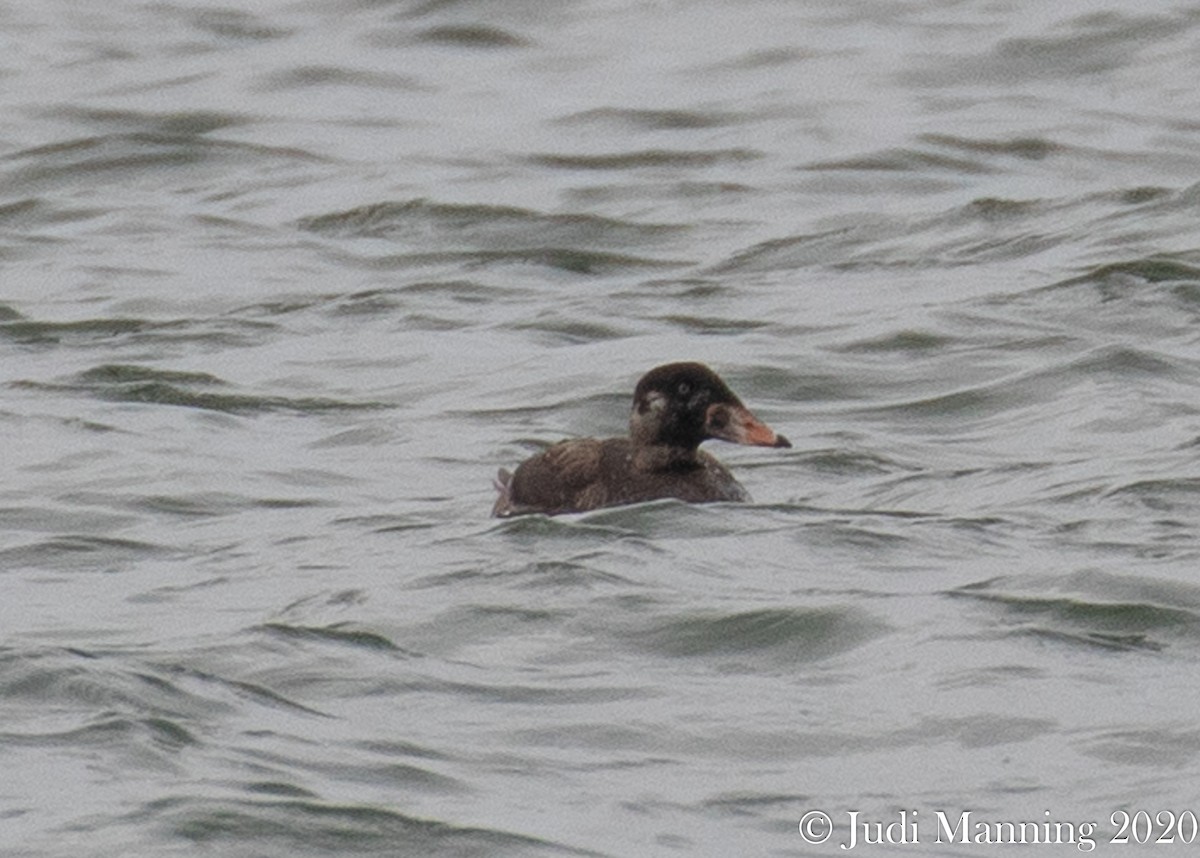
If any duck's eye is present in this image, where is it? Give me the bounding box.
[677,382,691,397]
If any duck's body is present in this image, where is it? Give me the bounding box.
[492,437,751,517]
[492,362,789,517]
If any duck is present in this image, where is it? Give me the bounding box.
[492,362,790,517]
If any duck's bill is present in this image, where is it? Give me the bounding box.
[707,404,791,448]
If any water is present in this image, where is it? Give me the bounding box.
[4,0,1200,855]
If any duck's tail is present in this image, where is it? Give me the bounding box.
[491,468,515,517]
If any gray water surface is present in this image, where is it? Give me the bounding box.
[4,1,1200,856]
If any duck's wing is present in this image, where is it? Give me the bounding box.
[492,439,606,517]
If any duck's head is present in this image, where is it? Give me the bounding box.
[629,362,791,451]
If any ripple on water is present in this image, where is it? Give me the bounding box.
[182,7,292,43]
[412,24,531,49]
[296,199,689,251]
[624,606,888,666]
[0,133,328,194]
[32,106,251,137]
[148,797,592,858]
[0,647,228,721]
[0,313,279,349]
[556,107,746,131]
[0,504,134,534]
[949,569,1200,654]
[254,65,425,93]
[714,185,1200,275]
[0,534,176,571]
[14,363,386,414]
[296,199,695,275]
[528,148,761,171]
[993,252,1200,337]
[1079,725,1200,769]
[857,344,1198,428]
[903,10,1187,86]
[1104,476,1200,514]
[406,558,641,593]
[256,622,409,655]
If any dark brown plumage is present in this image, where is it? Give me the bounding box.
[492,362,790,517]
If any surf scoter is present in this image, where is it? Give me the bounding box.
[492,362,790,517]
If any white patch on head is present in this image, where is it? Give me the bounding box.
[630,390,670,445]
[641,391,667,416]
